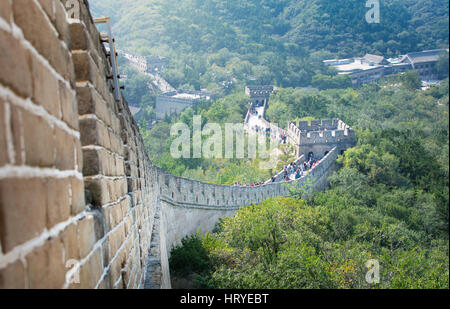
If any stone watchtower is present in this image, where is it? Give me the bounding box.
[146,56,166,73]
[287,119,356,159]
[245,85,274,108]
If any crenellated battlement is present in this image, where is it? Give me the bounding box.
[287,119,356,158]
[156,147,340,252]
[245,85,274,98]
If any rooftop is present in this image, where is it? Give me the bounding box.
[323,59,351,66]
[172,93,203,100]
[245,85,274,97]
[404,49,445,64]
[363,54,386,65]
[334,62,383,73]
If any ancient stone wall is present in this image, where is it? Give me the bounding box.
[1,0,85,289]
[287,119,356,158]
[158,147,339,262]
[0,0,159,289]
[0,0,347,289]
[155,95,196,120]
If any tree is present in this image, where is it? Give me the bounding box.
[436,51,449,80]
[399,70,422,90]
[312,74,352,90]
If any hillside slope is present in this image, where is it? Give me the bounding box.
[88,0,448,91]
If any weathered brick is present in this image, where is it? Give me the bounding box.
[105,201,123,231]
[0,260,26,289]
[115,156,125,177]
[79,117,96,146]
[0,99,8,166]
[59,81,79,129]
[26,237,65,289]
[71,246,102,289]
[134,269,142,289]
[77,214,96,258]
[46,177,70,228]
[9,105,25,166]
[109,244,126,287]
[76,85,93,115]
[12,0,72,81]
[84,177,110,207]
[101,236,110,267]
[80,117,111,150]
[109,130,123,155]
[82,148,101,176]
[121,197,131,218]
[30,47,60,117]
[37,0,55,21]
[69,22,88,51]
[72,51,90,81]
[75,137,83,173]
[82,148,123,177]
[0,178,47,252]
[77,85,114,129]
[70,176,85,215]
[54,127,75,170]
[61,223,80,262]
[0,0,11,23]
[111,113,121,135]
[124,214,133,238]
[107,178,127,202]
[0,29,33,98]
[72,50,110,101]
[19,107,55,168]
[54,0,72,47]
[108,223,125,261]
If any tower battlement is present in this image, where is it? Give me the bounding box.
[287,119,356,158]
[245,85,274,98]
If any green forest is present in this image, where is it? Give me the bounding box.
[90,0,449,98]
[88,0,449,289]
[169,78,449,288]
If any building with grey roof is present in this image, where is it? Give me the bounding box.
[324,49,447,87]
[399,49,445,81]
[155,90,216,119]
[245,85,274,108]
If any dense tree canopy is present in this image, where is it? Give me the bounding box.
[89,0,448,94]
[169,80,449,288]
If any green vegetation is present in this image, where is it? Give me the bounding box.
[170,194,448,289]
[90,0,448,95]
[168,79,449,288]
[136,72,449,188]
[139,91,296,184]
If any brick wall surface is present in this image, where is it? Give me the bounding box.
[0,0,158,289]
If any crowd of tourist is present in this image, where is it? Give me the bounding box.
[280,132,287,144]
[249,107,258,116]
[240,101,320,188]
[233,157,321,187]
[277,157,320,182]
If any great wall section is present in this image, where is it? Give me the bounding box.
[0,0,355,289]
